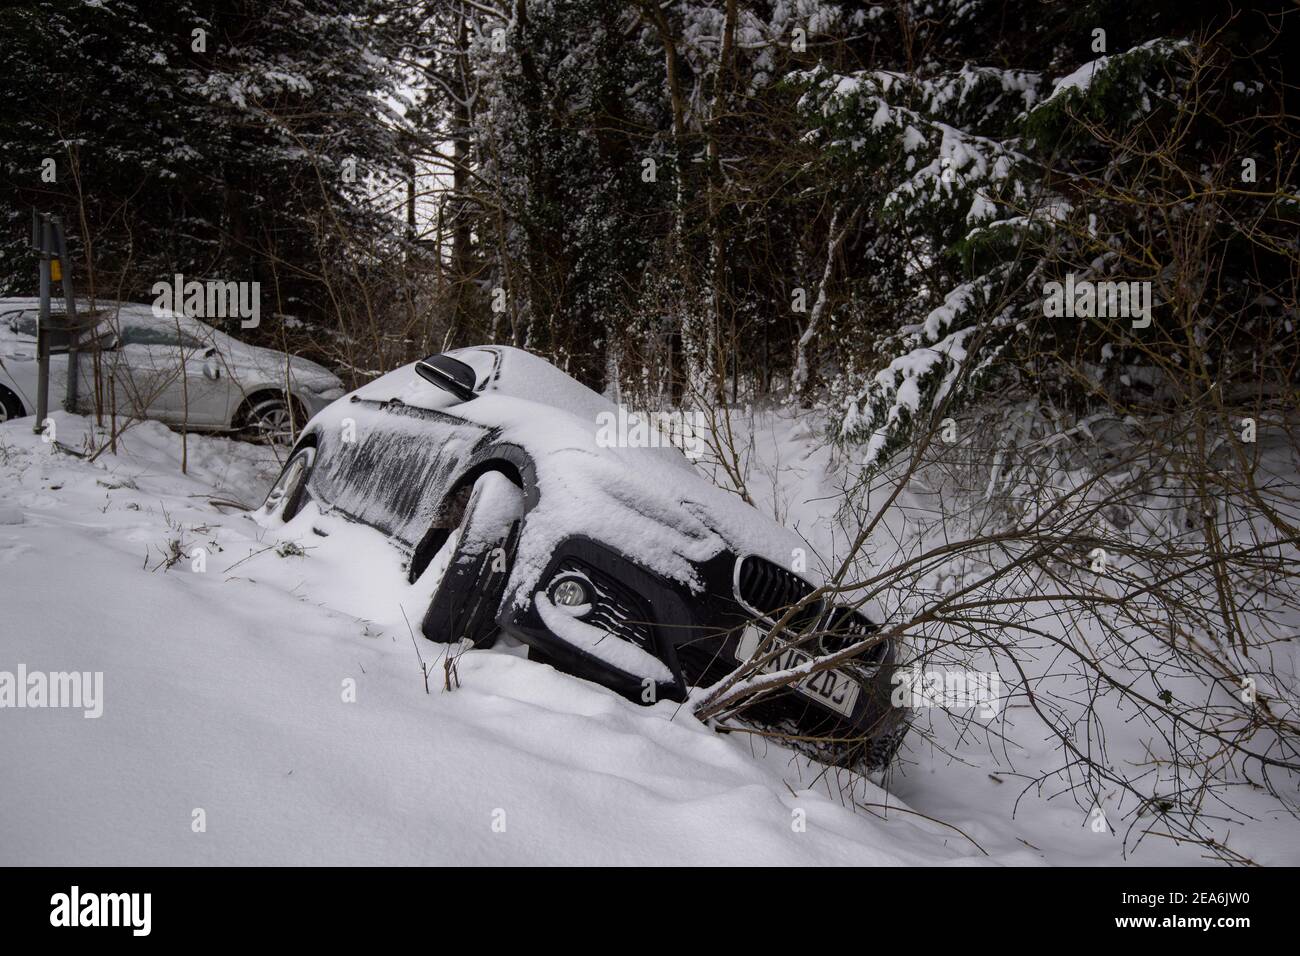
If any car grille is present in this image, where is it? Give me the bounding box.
[734,555,886,662]
[735,555,822,628]
[554,558,657,655]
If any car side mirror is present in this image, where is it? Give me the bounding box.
[414,354,476,402]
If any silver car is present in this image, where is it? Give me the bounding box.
[0,299,344,441]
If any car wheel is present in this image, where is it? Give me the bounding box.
[417,471,524,649]
[0,385,25,423]
[262,446,315,522]
[240,394,304,445]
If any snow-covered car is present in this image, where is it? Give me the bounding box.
[260,345,907,770]
[0,299,345,440]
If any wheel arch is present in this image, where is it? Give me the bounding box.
[233,386,307,428]
[285,426,320,456]
[407,452,530,584]
[0,382,26,420]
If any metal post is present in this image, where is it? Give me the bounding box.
[54,217,80,412]
[35,214,51,434]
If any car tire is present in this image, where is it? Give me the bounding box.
[0,384,25,423]
[418,471,524,649]
[262,446,315,522]
[239,393,305,445]
[861,721,908,773]
[851,659,909,772]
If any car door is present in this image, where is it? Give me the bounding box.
[107,315,230,426]
[171,320,233,427]
[312,361,492,546]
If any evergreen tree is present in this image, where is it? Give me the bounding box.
[0,0,409,329]
[793,0,1297,462]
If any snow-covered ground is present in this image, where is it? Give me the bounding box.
[1,410,1294,865]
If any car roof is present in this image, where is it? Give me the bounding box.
[393,345,697,474]
[0,297,217,331]
[449,345,616,423]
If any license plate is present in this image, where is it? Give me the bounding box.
[734,625,861,717]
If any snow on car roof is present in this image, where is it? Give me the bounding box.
[0,296,224,342]
[462,346,616,422]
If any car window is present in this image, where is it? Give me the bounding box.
[3,312,37,338]
[3,309,116,351]
[119,321,206,349]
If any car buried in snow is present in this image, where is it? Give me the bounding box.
[259,345,908,770]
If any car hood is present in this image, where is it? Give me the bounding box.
[224,341,342,392]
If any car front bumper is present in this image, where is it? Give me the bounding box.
[498,535,907,766]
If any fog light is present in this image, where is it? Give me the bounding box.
[552,577,589,608]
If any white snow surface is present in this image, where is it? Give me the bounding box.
[1,408,1295,865]
[0,413,979,865]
